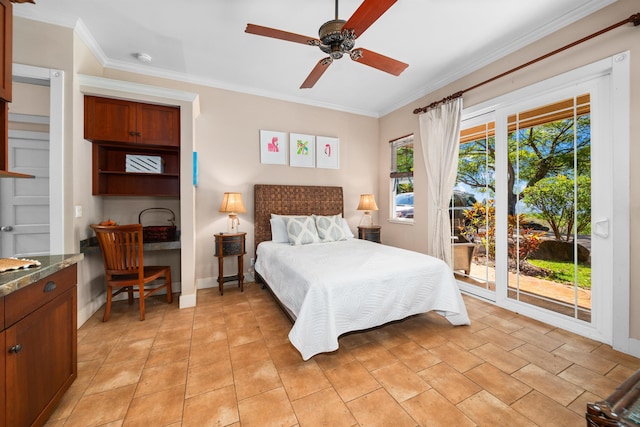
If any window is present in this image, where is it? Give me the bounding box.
[390,134,414,222]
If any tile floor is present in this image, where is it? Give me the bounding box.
[45,281,640,426]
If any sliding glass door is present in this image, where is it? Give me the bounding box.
[504,93,593,321]
[452,74,613,341]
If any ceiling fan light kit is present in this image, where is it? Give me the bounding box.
[245,0,408,88]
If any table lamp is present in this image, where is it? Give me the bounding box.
[357,194,378,227]
[219,192,246,233]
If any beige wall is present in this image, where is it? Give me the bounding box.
[9,82,49,133]
[379,0,640,337]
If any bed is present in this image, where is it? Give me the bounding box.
[253,184,470,360]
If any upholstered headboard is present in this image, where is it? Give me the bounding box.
[254,184,344,251]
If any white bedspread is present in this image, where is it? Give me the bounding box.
[255,239,470,360]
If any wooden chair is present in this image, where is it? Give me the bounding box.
[91,223,172,321]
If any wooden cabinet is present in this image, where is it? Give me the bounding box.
[85,96,181,196]
[0,0,31,178]
[1,264,78,427]
[0,329,4,427]
[84,96,180,147]
[0,0,11,103]
[92,143,180,196]
[0,0,13,177]
[0,297,3,427]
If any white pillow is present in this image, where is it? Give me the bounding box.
[341,218,355,239]
[270,214,298,243]
[313,214,346,242]
[269,218,289,243]
[281,216,320,245]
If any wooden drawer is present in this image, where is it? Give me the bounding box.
[4,264,77,327]
[358,226,381,243]
[218,240,242,256]
[0,295,4,331]
[215,234,245,257]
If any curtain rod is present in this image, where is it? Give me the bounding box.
[413,12,640,115]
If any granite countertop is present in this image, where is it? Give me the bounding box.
[0,253,84,297]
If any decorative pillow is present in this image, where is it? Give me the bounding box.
[269,218,289,243]
[282,216,320,246]
[341,218,355,239]
[313,214,347,242]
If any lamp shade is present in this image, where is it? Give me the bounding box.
[219,192,246,214]
[220,192,246,234]
[357,194,378,212]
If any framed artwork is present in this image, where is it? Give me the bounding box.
[290,133,315,168]
[260,130,287,165]
[316,136,339,169]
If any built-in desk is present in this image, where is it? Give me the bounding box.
[80,236,181,254]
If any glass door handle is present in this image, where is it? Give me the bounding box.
[593,219,609,238]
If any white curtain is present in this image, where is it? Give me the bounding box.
[419,97,463,265]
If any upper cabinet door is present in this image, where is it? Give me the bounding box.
[84,96,137,144]
[0,0,12,103]
[136,102,180,147]
[84,96,180,147]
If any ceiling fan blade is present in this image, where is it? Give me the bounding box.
[300,58,333,89]
[245,24,319,46]
[343,0,397,38]
[351,48,408,76]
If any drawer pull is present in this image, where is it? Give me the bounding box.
[44,281,57,293]
[9,344,23,354]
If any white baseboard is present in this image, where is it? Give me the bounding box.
[179,292,196,308]
[197,277,217,289]
[77,293,106,327]
[627,337,640,358]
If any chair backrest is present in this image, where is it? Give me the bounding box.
[90,224,145,277]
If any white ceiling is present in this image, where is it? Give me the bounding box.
[14,0,616,117]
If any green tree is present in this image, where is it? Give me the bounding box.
[394,145,414,193]
[457,115,591,218]
[396,145,413,173]
[522,174,591,240]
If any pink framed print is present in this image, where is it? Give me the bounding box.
[316,136,339,169]
[260,130,287,165]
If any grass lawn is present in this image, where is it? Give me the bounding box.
[528,259,591,290]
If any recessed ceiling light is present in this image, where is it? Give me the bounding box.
[135,53,152,64]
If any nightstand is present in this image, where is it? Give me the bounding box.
[214,232,246,295]
[358,225,381,243]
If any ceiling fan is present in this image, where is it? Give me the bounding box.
[245,0,408,89]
